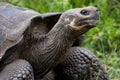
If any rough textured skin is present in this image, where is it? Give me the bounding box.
[43,47,108,80]
[0,2,100,80]
[0,59,34,80]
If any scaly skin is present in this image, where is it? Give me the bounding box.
[0,59,34,80]
[43,47,108,80]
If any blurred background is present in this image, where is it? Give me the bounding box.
[0,0,120,80]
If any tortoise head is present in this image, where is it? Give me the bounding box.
[59,6,99,31]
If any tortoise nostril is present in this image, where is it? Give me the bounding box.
[96,9,99,12]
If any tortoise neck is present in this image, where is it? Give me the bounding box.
[19,21,81,77]
[34,22,81,77]
[47,21,80,39]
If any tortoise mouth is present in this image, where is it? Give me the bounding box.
[77,19,99,27]
[70,18,99,31]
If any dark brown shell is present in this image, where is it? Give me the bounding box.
[0,2,61,60]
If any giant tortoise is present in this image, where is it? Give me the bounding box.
[0,2,106,80]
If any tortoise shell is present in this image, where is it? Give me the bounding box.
[0,2,61,61]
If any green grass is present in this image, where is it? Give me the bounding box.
[0,0,120,80]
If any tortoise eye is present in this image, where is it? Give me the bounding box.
[80,10,89,15]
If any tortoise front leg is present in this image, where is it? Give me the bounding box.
[42,47,108,80]
[0,59,34,80]
[53,47,108,80]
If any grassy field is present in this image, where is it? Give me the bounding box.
[0,0,120,80]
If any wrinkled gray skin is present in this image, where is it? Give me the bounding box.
[0,2,101,80]
[42,47,108,80]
